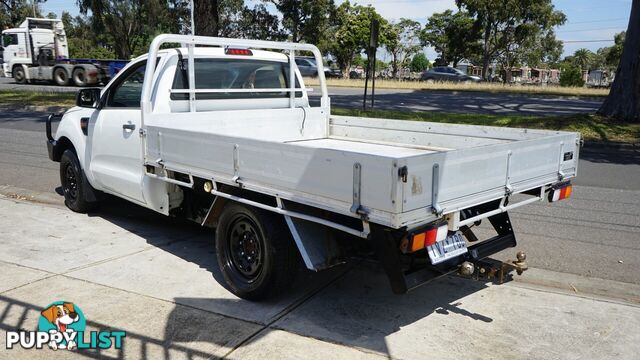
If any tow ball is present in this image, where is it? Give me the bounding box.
[458,251,528,284]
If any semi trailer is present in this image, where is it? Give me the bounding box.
[1,18,128,86]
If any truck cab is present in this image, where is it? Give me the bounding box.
[2,17,125,86]
[1,18,69,80]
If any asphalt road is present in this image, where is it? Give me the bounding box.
[0,109,638,286]
[315,87,603,116]
[0,76,603,116]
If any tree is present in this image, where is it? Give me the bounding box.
[597,1,640,122]
[61,11,116,59]
[222,2,285,41]
[572,48,593,72]
[520,28,563,68]
[456,0,566,80]
[385,18,421,78]
[265,0,335,49]
[194,0,219,36]
[606,32,625,68]
[77,0,179,59]
[559,65,584,87]
[409,53,430,72]
[420,10,479,68]
[326,1,389,78]
[1,0,46,28]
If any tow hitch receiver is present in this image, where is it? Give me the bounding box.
[458,251,528,284]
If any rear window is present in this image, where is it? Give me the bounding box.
[171,58,301,100]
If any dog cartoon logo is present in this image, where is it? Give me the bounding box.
[38,301,86,350]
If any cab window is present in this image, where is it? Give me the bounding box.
[107,61,146,108]
[171,58,301,100]
[2,33,18,47]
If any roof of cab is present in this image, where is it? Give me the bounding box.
[132,47,289,63]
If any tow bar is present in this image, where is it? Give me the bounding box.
[458,251,528,284]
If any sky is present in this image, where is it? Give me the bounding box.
[41,0,632,61]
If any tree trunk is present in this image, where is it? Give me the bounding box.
[392,54,398,79]
[481,16,492,80]
[597,0,640,122]
[194,0,219,36]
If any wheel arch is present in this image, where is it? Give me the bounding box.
[197,181,356,271]
[50,136,75,162]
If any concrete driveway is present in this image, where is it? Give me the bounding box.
[1,195,639,359]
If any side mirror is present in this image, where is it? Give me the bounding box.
[76,88,101,108]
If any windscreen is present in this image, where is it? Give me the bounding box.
[171,58,301,100]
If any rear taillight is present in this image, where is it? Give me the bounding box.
[401,222,448,253]
[549,183,572,202]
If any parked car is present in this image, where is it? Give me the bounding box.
[324,67,343,78]
[296,57,342,78]
[421,66,481,83]
[295,57,317,77]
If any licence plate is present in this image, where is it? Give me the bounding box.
[427,231,468,265]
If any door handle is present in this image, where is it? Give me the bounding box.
[122,123,136,131]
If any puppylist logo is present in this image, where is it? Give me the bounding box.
[6,301,126,351]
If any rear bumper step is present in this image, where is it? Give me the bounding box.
[402,233,516,292]
[371,207,518,294]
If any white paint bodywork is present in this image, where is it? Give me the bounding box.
[53,34,580,233]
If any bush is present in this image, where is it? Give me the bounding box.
[409,53,431,72]
[559,66,585,87]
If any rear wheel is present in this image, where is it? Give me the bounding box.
[13,66,26,84]
[60,150,95,213]
[72,67,88,87]
[53,67,70,86]
[216,203,298,300]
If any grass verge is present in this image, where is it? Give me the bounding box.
[0,90,76,107]
[332,108,639,144]
[306,78,610,97]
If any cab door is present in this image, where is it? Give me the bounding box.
[89,60,147,204]
[1,32,21,66]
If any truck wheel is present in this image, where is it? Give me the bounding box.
[60,150,94,213]
[216,203,298,300]
[53,67,70,86]
[13,66,26,84]
[72,67,87,87]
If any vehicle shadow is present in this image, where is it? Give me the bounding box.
[79,195,502,357]
[580,144,640,165]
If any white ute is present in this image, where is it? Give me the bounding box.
[46,35,580,300]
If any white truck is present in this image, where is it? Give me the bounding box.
[1,18,128,86]
[46,35,579,300]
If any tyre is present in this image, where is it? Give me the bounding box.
[72,67,88,87]
[425,78,435,84]
[60,150,95,213]
[53,67,70,86]
[13,66,26,84]
[216,203,298,300]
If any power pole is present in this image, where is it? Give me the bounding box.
[190,0,195,36]
[363,19,379,111]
